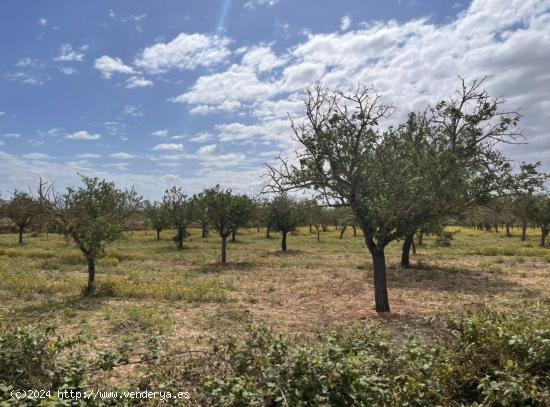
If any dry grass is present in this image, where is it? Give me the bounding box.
[0,226,549,350]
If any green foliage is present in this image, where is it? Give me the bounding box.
[204,186,253,238]
[0,325,87,397]
[267,194,302,234]
[55,176,141,259]
[162,187,196,249]
[119,308,549,406]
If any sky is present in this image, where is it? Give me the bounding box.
[1,0,549,198]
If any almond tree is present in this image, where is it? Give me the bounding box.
[266,194,302,251]
[1,190,40,244]
[144,200,169,240]
[163,187,195,250]
[54,176,140,293]
[204,186,249,264]
[266,79,520,312]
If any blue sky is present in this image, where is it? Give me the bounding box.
[1,0,549,198]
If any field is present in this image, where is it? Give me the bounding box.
[1,226,549,344]
[1,226,549,404]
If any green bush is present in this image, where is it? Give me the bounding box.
[1,308,549,406]
[0,325,88,404]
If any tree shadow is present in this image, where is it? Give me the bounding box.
[9,295,108,322]
[262,250,303,257]
[386,261,538,297]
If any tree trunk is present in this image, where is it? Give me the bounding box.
[316,229,320,242]
[266,227,270,238]
[257,224,260,233]
[401,233,414,268]
[371,250,390,313]
[521,223,527,241]
[339,225,347,239]
[231,227,237,242]
[281,231,287,251]
[18,225,24,244]
[541,228,549,247]
[86,256,96,294]
[505,224,511,237]
[177,227,184,250]
[309,224,312,233]
[412,239,416,255]
[202,224,208,238]
[156,229,160,241]
[352,225,357,237]
[221,236,227,264]
[417,231,424,246]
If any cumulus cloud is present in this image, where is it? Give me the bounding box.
[134,33,231,74]
[94,55,135,78]
[151,129,169,138]
[109,152,137,159]
[244,0,279,10]
[65,131,101,141]
[176,0,550,167]
[77,153,101,159]
[60,67,77,75]
[123,105,143,117]
[152,143,184,151]
[196,144,221,156]
[22,153,51,160]
[54,44,86,62]
[340,15,352,31]
[126,76,153,88]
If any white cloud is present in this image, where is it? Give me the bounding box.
[123,105,143,117]
[126,76,153,88]
[172,64,279,107]
[175,0,550,168]
[134,33,231,74]
[6,72,45,86]
[340,15,352,31]
[77,153,101,159]
[196,144,221,156]
[15,58,38,67]
[152,143,184,151]
[0,141,4,146]
[190,133,212,143]
[94,55,135,78]
[22,153,51,160]
[244,0,279,10]
[109,152,137,159]
[4,133,21,139]
[151,129,169,138]
[241,46,287,72]
[65,131,101,141]
[108,9,116,18]
[60,67,77,75]
[0,112,5,117]
[54,44,86,62]
[38,18,47,26]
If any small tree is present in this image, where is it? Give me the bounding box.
[54,176,140,293]
[528,194,550,247]
[267,194,301,251]
[229,194,255,242]
[1,190,40,244]
[193,192,210,238]
[162,187,195,250]
[144,200,169,240]
[204,186,248,264]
